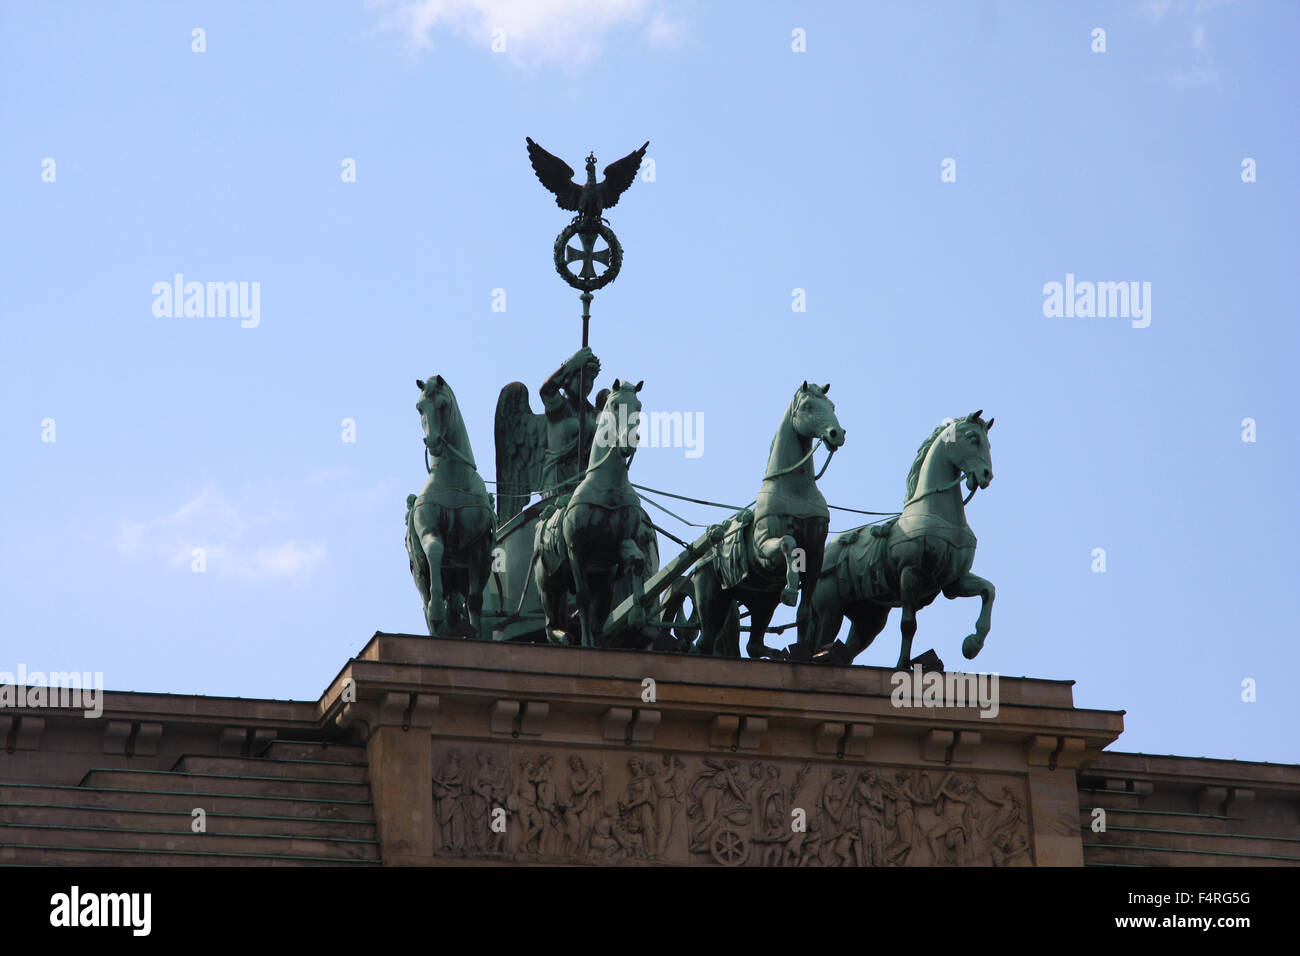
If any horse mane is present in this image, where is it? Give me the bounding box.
[904,421,954,504]
[434,382,475,469]
[765,388,806,464]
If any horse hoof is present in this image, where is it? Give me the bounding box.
[780,587,798,607]
[962,633,984,659]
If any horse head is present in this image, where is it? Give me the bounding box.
[791,381,845,450]
[944,410,994,492]
[593,378,643,460]
[416,375,463,461]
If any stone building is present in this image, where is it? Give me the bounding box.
[1,632,1296,866]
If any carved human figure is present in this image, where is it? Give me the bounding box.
[563,755,603,857]
[926,773,978,866]
[513,756,544,854]
[651,754,684,859]
[530,753,563,855]
[786,818,822,867]
[853,770,888,867]
[689,759,753,850]
[466,750,494,851]
[985,785,1030,866]
[819,768,857,866]
[619,756,657,859]
[431,750,468,852]
[885,770,933,866]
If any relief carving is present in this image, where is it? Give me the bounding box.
[432,744,1032,866]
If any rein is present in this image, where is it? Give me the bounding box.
[903,472,978,508]
[425,436,477,474]
[762,439,836,482]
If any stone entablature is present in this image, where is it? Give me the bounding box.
[326,633,1125,865]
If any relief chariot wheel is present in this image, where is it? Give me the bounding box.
[711,827,748,866]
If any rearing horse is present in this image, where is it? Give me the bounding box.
[531,379,647,648]
[692,382,845,659]
[810,411,996,667]
[409,375,495,637]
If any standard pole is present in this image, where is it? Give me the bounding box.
[576,292,593,487]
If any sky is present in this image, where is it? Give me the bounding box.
[2,0,1297,764]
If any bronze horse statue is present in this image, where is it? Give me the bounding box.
[408,375,495,637]
[529,379,648,647]
[810,411,995,668]
[691,382,845,659]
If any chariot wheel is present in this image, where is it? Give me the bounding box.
[711,827,748,866]
[660,578,700,649]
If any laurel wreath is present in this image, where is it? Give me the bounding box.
[553,222,623,292]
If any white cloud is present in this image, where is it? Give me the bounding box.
[645,10,685,50]
[375,0,674,64]
[1139,0,1235,90]
[116,489,326,580]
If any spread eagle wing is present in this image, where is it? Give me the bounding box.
[598,141,649,210]
[525,137,581,212]
[494,382,548,523]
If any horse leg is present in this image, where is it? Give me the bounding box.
[465,539,491,639]
[534,548,568,645]
[619,539,647,633]
[420,532,447,636]
[754,534,801,607]
[744,594,782,660]
[897,565,924,668]
[843,601,891,661]
[942,572,996,660]
[411,549,433,629]
[809,578,844,654]
[693,567,730,657]
[793,539,826,655]
[566,541,594,648]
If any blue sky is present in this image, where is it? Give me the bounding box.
[2,1,1296,764]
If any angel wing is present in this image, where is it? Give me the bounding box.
[598,141,649,210]
[525,137,581,211]
[494,382,548,522]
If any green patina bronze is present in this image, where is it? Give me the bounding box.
[407,375,496,638]
[400,140,1001,669]
[809,412,996,668]
[528,379,651,648]
[686,383,845,660]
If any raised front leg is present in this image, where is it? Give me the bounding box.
[942,571,996,660]
[755,533,800,606]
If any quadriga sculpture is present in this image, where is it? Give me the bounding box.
[810,411,996,668]
[691,382,845,659]
[407,375,496,637]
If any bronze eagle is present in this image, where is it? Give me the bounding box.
[525,137,649,229]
